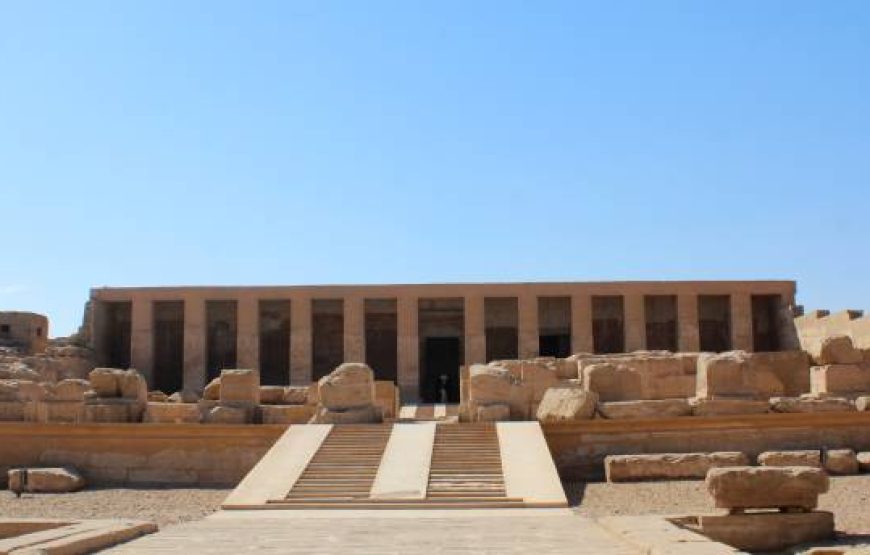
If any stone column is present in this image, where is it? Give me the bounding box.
[397,296,419,402]
[183,296,207,393]
[571,294,594,354]
[344,295,365,363]
[290,296,312,385]
[624,294,645,352]
[464,295,485,366]
[518,294,539,359]
[677,294,700,352]
[731,293,753,351]
[130,297,154,386]
[236,295,259,371]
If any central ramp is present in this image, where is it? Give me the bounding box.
[223,421,567,510]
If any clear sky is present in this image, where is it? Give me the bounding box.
[1,1,868,336]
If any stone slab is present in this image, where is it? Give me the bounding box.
[222,424,332,508]
[605,452,749,482]
[698,511,833,552]
[496,422,568,507]
[370,423,435,499]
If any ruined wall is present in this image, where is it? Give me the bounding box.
[0,312,49,355]
[796,309,870,354]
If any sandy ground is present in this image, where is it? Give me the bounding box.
[0,487,228,529]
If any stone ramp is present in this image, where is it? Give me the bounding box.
[223,421,567,510]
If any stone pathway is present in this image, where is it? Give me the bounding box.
[106,509,641,554]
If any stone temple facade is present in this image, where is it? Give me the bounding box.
[87,281,798,401]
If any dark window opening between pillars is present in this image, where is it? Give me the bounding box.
[259,300,291,385]
[752,294,782,352]
[644,295,678,351]
[538,296,571,357]
[153,301,184,394]
[206,300,237,382]
[699,295,731,352]
[592,296,624,354]
[485,297,518,362]
[312,299,344,380]
[418,298,464,403]
[365,298,398,383]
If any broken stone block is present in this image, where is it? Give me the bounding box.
[259,404,314,424]
[35,401,84,423]
[118,369,147,402]
[202,378,221,400]
[535,386,597,422]
[468,364,518,404]
[17,381,49,403]
[816,335,863,365]
[0,401,25,421]
[690,398,769,416]
[824,449,859,475]
[582,363,642,402]
[309,405,383,424]
[282,386,309,405]
[169,389,200,403]
[857,452,870,473]
[259,386,285,405]
[698,511,833,552]
[8,467,85,493]
[810,364,870,396]
[696,351,754,399]
[706,466,828,511]
[748,350,811,397]
[318,363,375,410]
[52,379,91,401]
[597,398,692,419]
[144,402,202,424]
[770,395,855,413]
[88,368,122,397]
[204,405,250,424]
[219,369,259,406]
[83,399,143,423]
[758,450,822,468]
[147,391,169,402]
[475,403,510,422]
[604,452,749,482]
[520,360,561,402]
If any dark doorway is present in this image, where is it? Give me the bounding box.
[153,301,184,394]
[752,294,782,352]
[699,295,732,352]
[418,298,464,403]
[422,337,460,403]
[312,299,344,379]
[103,301,132,368]
[644,295,678,351]
[592,296,625,354]
[485,297,518,361]
[206,300,238,381]
[538,296,572,357]
[259,300,291,385]
[365,299,398,382]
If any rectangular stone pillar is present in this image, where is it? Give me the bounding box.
[677,294,700,352]
[731,293,753,351]
[344,295,365,363]
[624,294,645,352]
[236,295,259,371]
[397,296,419,402]
[571,294,594,354]
[130,297,154,386]
[290,296,312,385]
[183,296,207,393]
[464,295,485,366]
[518,294,539,359]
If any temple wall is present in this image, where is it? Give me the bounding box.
[795,309,870,352]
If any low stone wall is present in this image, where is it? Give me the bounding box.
[0,423,284,487]
[543,412,870,480]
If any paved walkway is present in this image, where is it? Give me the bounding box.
[106,509,640,554]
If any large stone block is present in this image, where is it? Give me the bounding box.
[605,452,749,482]
[748,350,811,397]
[582,363,642,401]
[690,398,769,416]
[35,401,84,423]
[282,386,309,405]
[475,403,510,422]
[203,378,221,400]
[169,389,200,403]
[118,369,147,402]
[536,386,597,422]
[598,398,692,419]
[52,379,91,401]
[696,351,754,399]
[259,404,314,425]
[88,368,122,397]
[83,399,143,423]
[309,405,383,424]
[259,386,285,405]
[468,364,517,404]
[148,391,169,402]
[758,450,822,468]
[824,449,859,475]
[816,335,863,365]
[810,364,870,396]
[204,405,251,424]
[520,359,561,402]
[0,380,21,401]
[219,369,259,406]
[770,395,855,413]
[144,402,202,424]
[0,401,25,421]
[705,466,829,510]
[697,511,833,552]
[318,363,375,410]
[8,467,85,493]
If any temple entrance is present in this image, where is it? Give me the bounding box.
[421,337,460,403]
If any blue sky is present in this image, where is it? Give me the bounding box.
[1,1,868,336]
